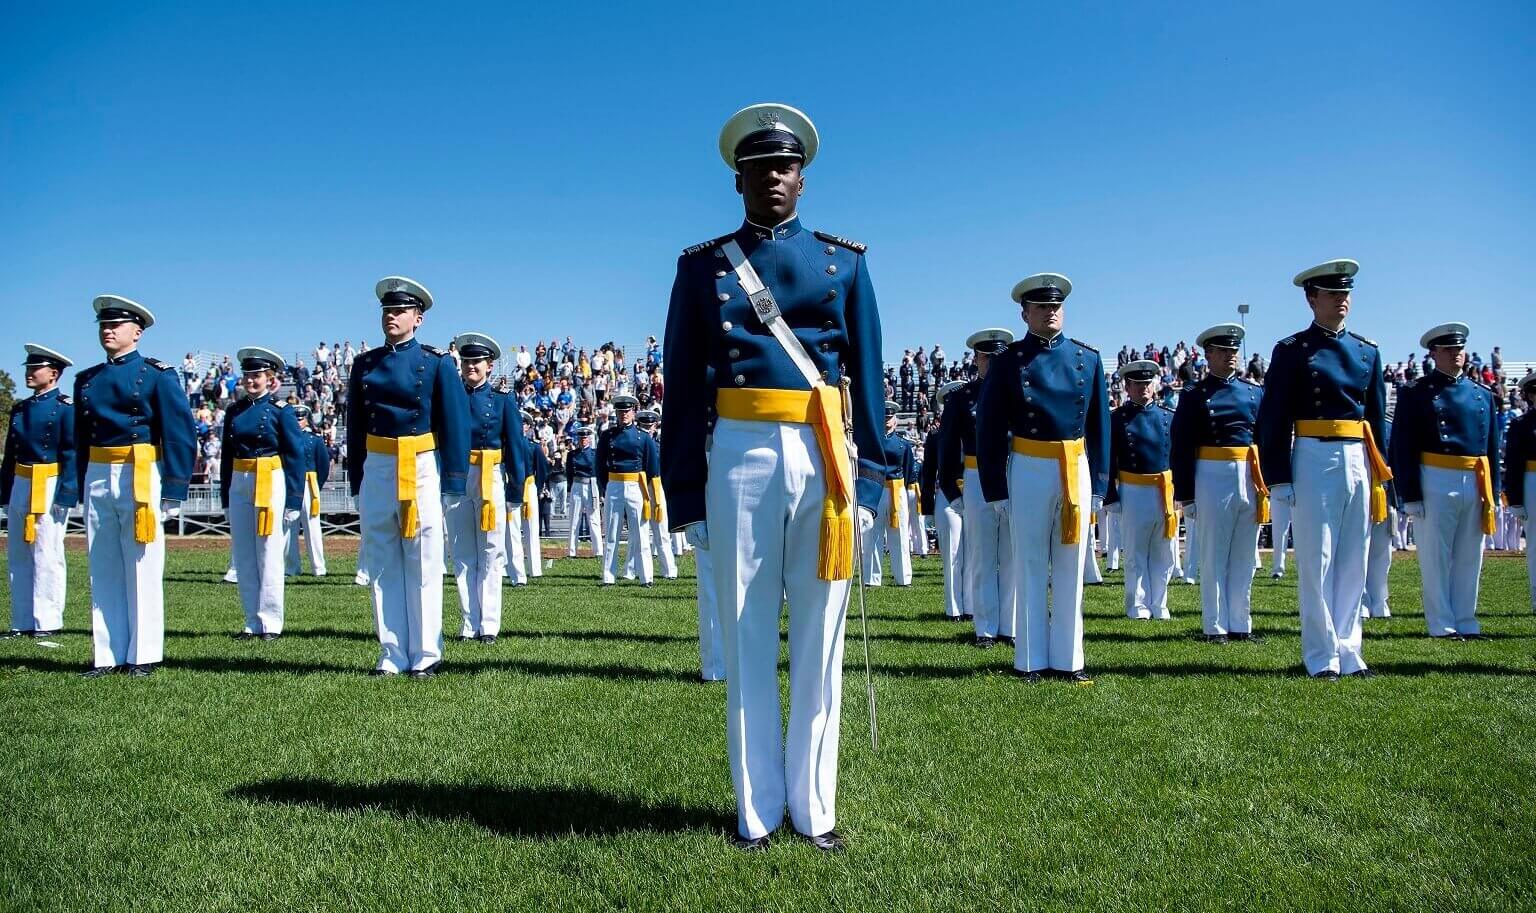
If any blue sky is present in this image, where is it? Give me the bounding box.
[3,1,1531,372]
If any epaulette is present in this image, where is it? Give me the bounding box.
[1070,338,1098,353]
[813,230,867,254]
[144,357,173,371]
[1277,335,1297,346]
[274,399,288,408]
[1158,403,1175,413]
[683,234,733,257]
[1348,331,1378,347]
[421,343,445,356]
[58,394,71,405]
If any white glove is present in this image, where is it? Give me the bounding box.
[858,508,876,534]
[1270,483,1296,506]
[1107,501,1122,515]
[161,499,181,517]
[1511,506,1528,521]
[990,501,1009,518]
[1180,501,1195,520]
[1403,501,1426,519]
[684,522,709,551]
[1091,496,1104,513]
[284,509,301,524]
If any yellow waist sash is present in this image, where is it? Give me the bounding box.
[650,476,667,526]
[89,444,160,543]
[523,475,536,520]
[1118,469,1177,539]
[305,471,321,517]
[469,449,502,532]
[607,471,653,521]
[1011,437,1087,545]
[233,455,282,536]
[1422,452,1496,535]
[1198,444,1271,524]
[885,479,904,528]
[716,387,854,581]
[16,462,59,545]
[366,432,436,539]
[1295,419,1393,523]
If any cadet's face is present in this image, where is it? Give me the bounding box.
[1307,289,1351,326]
[885,413,898,431]
[24,364,59,390]
[618,407,635,427]
[98,321,143,356]
[381,306,423,343]
[1206,346,1240,377]
[242,369,273,395]
[1024,301,1064,336]
[736,157,804,225]
[1431,345,1466,375]
[1127,378,1153,404]
[462,357,491,385]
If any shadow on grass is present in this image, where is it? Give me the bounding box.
[868,659,1536,679]
[0,654,702,682]
[229,777,733,836]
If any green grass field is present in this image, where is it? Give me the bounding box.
[2,542,1533,913]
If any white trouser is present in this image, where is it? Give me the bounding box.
[908,488,928,555]
[602,480,652,584]
[1391,506,1407,550]
[523,495,543,577]
[935,489,965,618]
[1119,483,1175,619]
[229,465,286,635]
[650,518,678,578]
[505,507,528,584]
[1006,451,1089,673]
[284,504,326,576]
[1083,517,1103,584]
[7,472,66,632]
[566,478,602,557]
[1195,458,1260,635]
[1292,438,1369,675]
[861,484,912,586]
[696,542,725,681]
[1103,508,1120,570]
[447,462,506,638]
[551,480,568,515]
[674,531,690,553]
[359,450,444,673]
[85,460,165,668]
[1178,517,1199,581]
[1361,513,1392,618]
[708,417,848,840]
[1418,464,1486,636]
[1269,497,1293,574]
[962,467,1013,638]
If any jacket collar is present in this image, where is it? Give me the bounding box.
[107,349,143,366]
[384,337,419,353]
[739,214,803,242]
[1310,321,1347,339]
[1026,331,1064,349]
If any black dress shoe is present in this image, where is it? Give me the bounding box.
[1311,670,1340,682]
[233,632,257,641]
[973,636,996,649]
[960,614,974,621]
[458,635,476,642]
[260,633,280,641]
[368,669,399,677]
[731,833,771,852]
[2,629,33,639]
[127,663,157,677]
[642,582,654,588]
[1228,632,1265,643]
[997,635,1016,647]
[1067,670,1094,685]
[1012,669,1044,684]
[1431,634,1465,642]
[1460,632,1487,641]
[1349,668,1377,679]
[409,662,442,679]
[1270,572,1283,579]
[1202,634,1230,645]
[479,634,498,644]
[81,665,119,678]
[803,830,846,853]
[32,629,61,638]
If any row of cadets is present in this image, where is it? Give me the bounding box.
[1170,324,1267,642]
[448,332,526,643]
[861,399,914,587]
[219,347,305,639]
[636,409,679,579]
[598,393,658,586]
[3,344,78,638]
[284,403,329,577]
[938,328,1015,644]
[1504,373,1536,612]
[565,425,603,558]
[76,296,197,676]
[1389,322,1502,640]
[346,276,470,678]
[505,409,546,584]
[976,274,1109,683]
[1105,359,1177,621]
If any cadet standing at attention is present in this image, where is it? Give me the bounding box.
[3,344,77,638]
[861,401,914,587]
[907,434,928,558]
[220,347,304,640]
[1389,323,1501,640]
[1105,360,1177,621]
[976,275,1109,684]
[661,103,886,851]
[346,277,469,678]
[1257,259,1389,681]
[930,379,968,621]
[74,296,197,677]
[939,329,1014,643]
[1170,324,1267,643]
[1502,372,1536,613]
[598,394,657,586]
[516,411,547,580]
[284,404,330,577]
[447,332,524,643]
[636,409,679,579]
[565,426,602,558]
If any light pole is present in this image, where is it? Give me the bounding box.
[1237,303,1251,365]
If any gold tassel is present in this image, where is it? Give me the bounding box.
[24,515,38,544]
[135,505,157,544]
[402,500,420,539]
[817,495,854,581]
[1256,494,1271,526]
[481,500,496,533]
[1061,503,1081,545]
[1162,512,1178,540]
[256,507,273,537]
[1370,484,1388,525]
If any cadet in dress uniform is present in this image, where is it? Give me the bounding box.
[907,436,928,558]
[448,333,525,643]
[1361,417,1395,619]
[861,401,914,587]
[74,296,197,677]
[1389,323,1501,640]
[1171,324,1267,642]
[3,345,77,637]
[284,404,330,577]
[939,329,1015,644]
[1502,372,1536,612]
[929,379,967,621]
[976,275,1109,683]
[598,395,658,586]
[566,426,602,557]
[346,277,470,677]
[1256,259,1389,680]
[661,103,886,852]
[220,348,304,639]
[513,412,548,580]
[636,409,679,579]
[1105,360,1177,621]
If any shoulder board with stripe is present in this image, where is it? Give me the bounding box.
[1070,338,1099,353]
[682,234,733,256]
[58,394,72,405]
[813,230,867,253]
[274,399,288,408]
[143,357,174,371]
[1278,335,1297,346]
[1348,331,1378,347]
[1158,403,1175,413]
[421,344,445,356]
